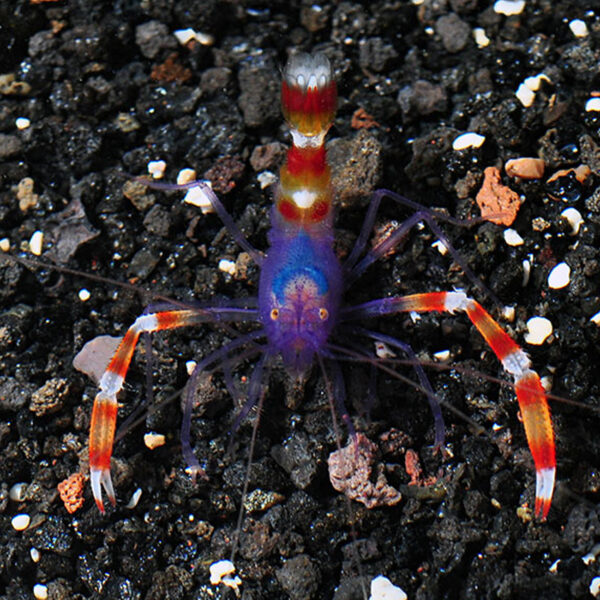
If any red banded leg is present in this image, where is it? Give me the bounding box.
[342,291,555,520]
[89,306,257,512]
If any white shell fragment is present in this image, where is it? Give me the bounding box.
[173,28,214,46]
[431,240,448,255]
[524,317,553,345]
[494,0,525,16]
[126,488,143,509]
[433,349,450,361]
[0,237,9,252]
[569,19,589,38]
[452,132,485,151]
[257,170,277,189]
[591,311,600,326]
[560,207,583,235]
[183,183,215,214]
[173,28,196,45]
[209,559,242,591]
[9,482,27,502]
[473,28,490,48]
[547,262,570,289]
[30,547,40,562]
[144,432,166,450]
[590,577,600,598]
[516,83,535,107]
[11,514,31,531]
[369,575,407,600]
[503,228,524,246]
[375,342,396,359]
[147,160,166,179]
[185,360,197,375]
[218,258,236,276]
[78,288,91,302]
[524,74,550,92]
[177,168,196,185]
[29,230,43,256]
[33,584,48,600]
[585,98,600,112]
[16,117,30,130]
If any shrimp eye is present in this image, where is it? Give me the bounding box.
[270,308,280,320]
[319,308,329,321]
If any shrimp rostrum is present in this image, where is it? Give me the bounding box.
[89,52,555,520]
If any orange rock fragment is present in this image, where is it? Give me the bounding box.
[351,107,381,130]
[547,164,591,184]
[57,472,85,514]
[505,157,545,180]
[476,166,521,226]
[150,53,192,84]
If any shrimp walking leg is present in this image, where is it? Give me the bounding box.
[343,291,555,519]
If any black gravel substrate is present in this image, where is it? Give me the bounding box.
[1,1,600,599]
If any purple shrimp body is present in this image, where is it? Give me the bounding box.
[259,229,342,374]
[258,52,341,374]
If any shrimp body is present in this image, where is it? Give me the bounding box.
[88,51,555,521]
[259,52,341,374]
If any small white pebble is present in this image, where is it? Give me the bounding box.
[431,240,448,255]
[218,258,236,276]
[547,262,570,289]
[209,559,242,590]
[433,349,451,362]
[524,316,553,345]
[560,207,583,235]
[590,311,600,326]
[473,28,490,47]
[585,98,600,112]
[0,237,9,252]
[29,230,43,256]
[11,513,31,531]
[30,547,40,562]
[452,132,485,151]
[78,288,91,302]
[369,575,407,600]
[177,168,197,185]
[503,228,524,246]
[257,170,277,189]
[15,117,30,130]
[183,183,215,214]
[147,160,166,179]
[173,28,196,45]
[173,28,215,46]
[582,543,600,565]
[33,584,48,600]
[144,432,166,450]
[195,32,215,46]
[494,0,526,16]
[569,19,589,38]
[492,423,503,431]
[548,558,560,573]
[516,83,535,107]
[590,577,600,598]
[186,360,197,376]
[375,342,396,359]
[540,375,553,392]
[126,488,143,509]
[502,305,515,322]
[522,258,531,287]
[9,482,27,502]
[524,74,550,92]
